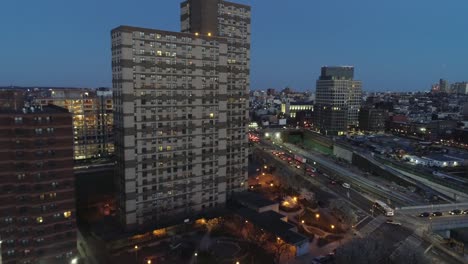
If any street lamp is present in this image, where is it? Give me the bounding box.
[70,258,78,264]
[315,213,320,220]
[134,245,139,263]
[301,220,305,224]
[331,225,335,230]
[147,260,152,264]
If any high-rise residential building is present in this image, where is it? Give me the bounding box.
[181,0,251,195]
[111,0,250,229]
[33,88,114,160]
[314,66,362,135]
[0,104,76,264]
[439,78,450,93]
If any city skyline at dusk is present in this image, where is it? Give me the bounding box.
[1,0,468,91]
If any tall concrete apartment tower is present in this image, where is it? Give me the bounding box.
[111,0,250,229]
[181,0,251,195]
[314,66,362,136]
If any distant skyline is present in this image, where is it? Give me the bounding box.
[1,0,468,91]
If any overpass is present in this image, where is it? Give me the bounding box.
[396,202,468,214]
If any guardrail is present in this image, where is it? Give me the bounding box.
[397,202,468,212]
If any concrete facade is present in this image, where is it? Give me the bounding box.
[111,0,250,229]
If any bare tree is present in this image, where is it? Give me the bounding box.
[272,238,293,264]
[334,237,390,264]
[329,199,358,225]
[334,237,428,264]
[390,244,429,264]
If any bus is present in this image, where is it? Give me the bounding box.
[374,200,394,216]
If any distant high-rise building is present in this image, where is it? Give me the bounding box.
[439,78,450,93]
[34,88,114,160]
[111,0,250,229]
[0,104,76,264]
[314,66,362,135]
[359,107,387,132]
[452,82,468,95]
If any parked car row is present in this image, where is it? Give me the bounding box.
[419,209,468,217]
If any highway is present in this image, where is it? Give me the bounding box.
[260,137,420,207]
[253,144,375,216]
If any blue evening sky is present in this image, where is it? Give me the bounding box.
[1,0,467,92]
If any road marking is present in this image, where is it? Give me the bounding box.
[424,244,433,254]
[355,215,370,227]
[358,215,386,236]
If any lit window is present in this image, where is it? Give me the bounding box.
[63,211,72,218]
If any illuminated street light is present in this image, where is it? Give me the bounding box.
[147,260,152,264]
[264,165,268,169]
[134,245,138,250]
[270,183,274,187]
[315,213,320,219]
[331,225,335,230]
[275,132,281,139]
[71,258,78,264]
[236,261,240,264]
[265,133,270,137]
[194,252,198,257]
[301,220,305,224]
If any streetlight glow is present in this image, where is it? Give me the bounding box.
[71,258,78,264]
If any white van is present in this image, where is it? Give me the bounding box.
[342,183,351,189]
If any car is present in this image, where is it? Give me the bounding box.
[431,212,443,217]
[463,209,468,215]
[330,180,337,185]
[449,209,462,215]
[342,183,351,189]
[419,212,430,217]
[385,219,402,225]
[308,173,315,177]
